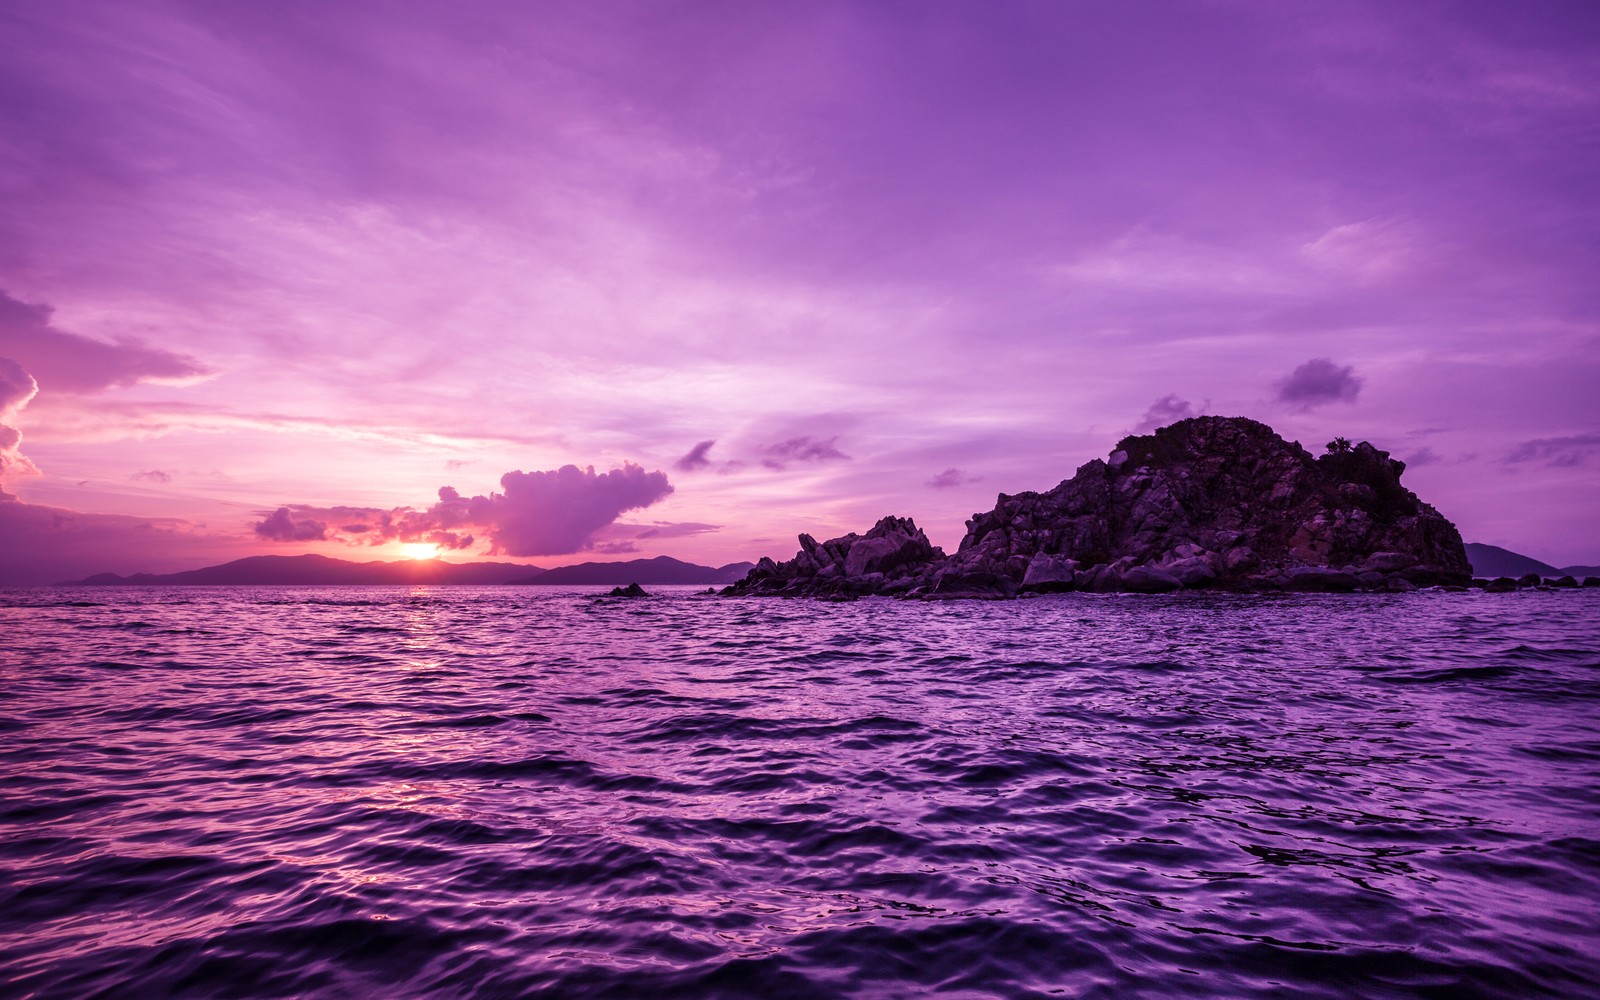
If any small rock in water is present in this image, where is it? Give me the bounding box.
[608,583,649,597]
[1484,577,1518,593]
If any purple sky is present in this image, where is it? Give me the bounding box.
[2,0,1598,583]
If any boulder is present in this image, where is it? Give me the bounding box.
[723,516,945,597]
[1021,552,1080,591]
[1484,577,1518,593]
[1550,575,1579,589]
[607,583,649,597]
[1517,573,1543,588]
[1285,566,1360,592]
[1120,565,1183,593]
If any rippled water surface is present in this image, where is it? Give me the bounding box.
[3,586,1599,998]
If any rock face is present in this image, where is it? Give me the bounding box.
[724,515,945,597]
[723,417,1473,598]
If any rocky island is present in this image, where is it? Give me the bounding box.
[725,416,1472,599]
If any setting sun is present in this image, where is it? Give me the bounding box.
[401,543,439,561]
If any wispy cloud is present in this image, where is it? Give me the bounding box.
[760,436,849,470]
[1507,433,1600,468]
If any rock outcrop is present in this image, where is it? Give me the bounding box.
[725,515,945,597]
[724,417,1472,598]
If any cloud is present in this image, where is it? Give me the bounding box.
[0,357,40,477]
[0,488,250,585]
[760,435,850,470]
[254,505,329,541]
[0,291,211,393]
[1276,358,1363,409]
[1506,433,1600,468]
[444,459,473,471]
[132,469,173,483]
[926,468,982,489]
[674,439,717,472]
[1405,447,1441,467]
[1300,218,1416,281]
[1134,393,1196,433]
[255,463,675,556]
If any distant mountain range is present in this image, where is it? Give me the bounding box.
[55,544,1595,588]
[1464,543,1600,579]
[510,555,753,586]
[60,552,754,587]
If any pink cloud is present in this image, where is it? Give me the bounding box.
[0,291,210,393]
[760,436,849,470]
[253,463,674,557]
[254,506,328,542]
[0,357,39,477]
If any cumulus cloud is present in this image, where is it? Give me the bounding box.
[926,468,982,489]
[1276,358,1363,410]
[254,463,675,556]
[1506,433,1600,468]
[760,435,849,470]
[674,439,716,472]
[0,357,40,477]
[0,290,210,393]
[1134,393,1196,433]
[254,506,329,541]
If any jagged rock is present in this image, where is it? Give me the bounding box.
[608,583,649,597]
[722,516,944,597]
[1021,552,1080,591]
[723,417,1471,599]
[935,417,1469,594]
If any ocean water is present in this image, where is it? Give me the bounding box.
[2,586,1598,999]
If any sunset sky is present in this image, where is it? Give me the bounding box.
[2,0,1598,584]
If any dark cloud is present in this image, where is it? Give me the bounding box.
[258,463,675,557]
[444,459,473,471]
[132,469,173,483]
[760,435,849,470]
[0,290,210,393]
[1276,358,1362,409]
[1506,433,1600,467]
[674,440,716,472]
[1405,447,1441,467]
[1134,394,1195,433]
[0,357,39,477]
[254,506,328,541]
[0,488,248,585]
[926,467,982,489]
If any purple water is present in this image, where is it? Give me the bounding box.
[3,586,1598,998]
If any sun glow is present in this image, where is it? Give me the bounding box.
[401,543,440,560]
